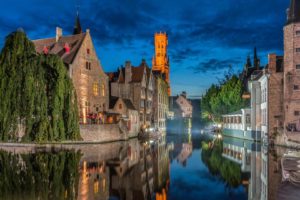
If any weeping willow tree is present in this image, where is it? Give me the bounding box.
[0,30,80,142]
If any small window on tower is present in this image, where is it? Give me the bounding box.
[296,64,300,70]
[86,62,89,70]
[87,48,90,54]
[296,48,300,52]
[296,31,300,36]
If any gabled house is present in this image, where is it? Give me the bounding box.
[32,15,109,124]
[109,97,140,137]
[170,92,193,119]
[108,59,154,128]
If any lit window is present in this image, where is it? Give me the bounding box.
[93,82,98,96]
[101,84,105,96]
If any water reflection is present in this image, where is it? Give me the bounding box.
[0,150,81,200]
[0,125,299,199]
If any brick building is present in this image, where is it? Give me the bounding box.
[32,15,109,124]
[108,60,154,128]
[284,0,300,136]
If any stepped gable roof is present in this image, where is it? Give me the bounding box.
[32,33,86,64]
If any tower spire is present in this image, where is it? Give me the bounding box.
[254,47,260,70]
[73,1,82,35]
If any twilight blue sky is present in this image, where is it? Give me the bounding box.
[0,0,290,96]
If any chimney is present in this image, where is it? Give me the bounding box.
[56,27,62,42]
[268,53,277,73]
[125,61,132,83]
[181,91,187,99]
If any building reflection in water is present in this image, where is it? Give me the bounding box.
[221,137,266,200]
[221,136,300,200]
[77,129,172,200]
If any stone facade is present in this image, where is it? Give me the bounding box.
[109,97,140,137]
[153,74,169,130]
[33,21,109,124]
[108,60,154,128]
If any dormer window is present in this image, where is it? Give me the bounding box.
[43,46,49,55]
[64,43,70,53]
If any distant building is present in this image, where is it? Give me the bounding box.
[32,15,109,124]
[240,48,264,92]
[152,73,169,130]
[108,60,154,128]
[169,92,193,118]
[152,32,171,95]
[222,109,255,140]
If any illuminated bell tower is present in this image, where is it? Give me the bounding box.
[152,32,171,95]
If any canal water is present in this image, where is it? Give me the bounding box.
[0,121,298,200]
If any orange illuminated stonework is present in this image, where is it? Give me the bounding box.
[152,32,171,95]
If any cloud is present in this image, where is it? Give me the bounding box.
[190,58,241,73]
[171,48,205,64]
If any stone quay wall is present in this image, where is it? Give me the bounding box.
[80,123,128,143]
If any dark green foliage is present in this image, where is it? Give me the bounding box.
[0,150,81,200]
[201,140,242,188]
[201,74,249,122]
[0,31,80,142]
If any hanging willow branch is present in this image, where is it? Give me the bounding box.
[0,31,80,142]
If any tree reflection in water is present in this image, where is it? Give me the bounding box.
[201,139,243,188]
[0,150,81,200]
